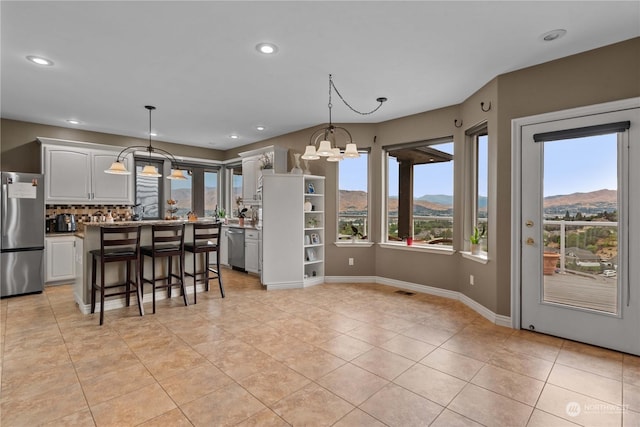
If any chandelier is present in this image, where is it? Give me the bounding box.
[104,105,187,180]
[302,74,387,162]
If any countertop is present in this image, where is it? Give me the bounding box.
[81,219,261,230]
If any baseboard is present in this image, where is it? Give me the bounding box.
[325,275,512,327]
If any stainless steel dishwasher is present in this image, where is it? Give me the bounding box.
[227,227,245,271]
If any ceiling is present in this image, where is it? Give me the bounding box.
[2,1,638,150]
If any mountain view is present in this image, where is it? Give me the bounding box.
[339,189,617,216]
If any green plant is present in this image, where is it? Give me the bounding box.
[217,208,226,218]
[470,225,485,244]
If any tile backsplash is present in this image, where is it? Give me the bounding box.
[46,204,133,222]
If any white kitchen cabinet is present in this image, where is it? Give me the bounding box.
[219,226,229,266]
[45,235,76,283]
[245,229,261,274]
[262,174,324,289]
[43,144,134,204]
[239,146,288,202]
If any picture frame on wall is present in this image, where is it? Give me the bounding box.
[310,233,320,244]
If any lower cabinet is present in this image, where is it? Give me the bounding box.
[74,237,84,305]
[245,229,261,274]
[45,235,76,283]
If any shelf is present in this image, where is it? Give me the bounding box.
[304,193,323,197]
[304,210,324,214]
[304,227,323,231]
[304,244,323,248]
[304,260,323,266]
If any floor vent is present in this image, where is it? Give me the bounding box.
[394,290,415,296]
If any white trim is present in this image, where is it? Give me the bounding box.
[326,275,511,326]
[510,97,640,331]
[377,242,456,255]
[460,251,489,264]
[334,241,375,248]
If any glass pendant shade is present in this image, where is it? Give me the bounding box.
[343,143,360,158]
[327,148,343,162]
[167,169,187,180]
[104,161,131,175]
[140,164,161,177]
[316,140,333,157]
[301,145,320,160]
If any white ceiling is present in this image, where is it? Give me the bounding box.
[2,1,639,150]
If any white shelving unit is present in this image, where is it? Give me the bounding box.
[262,174,325,289]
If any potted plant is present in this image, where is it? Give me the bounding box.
[238,207,248,227]
[217,208,227,224]
[469,225,485,255]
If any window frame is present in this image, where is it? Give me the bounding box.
[464,122,489,258]
[336,149,372,246]
[382,137,455,250]
[134,157,164,220]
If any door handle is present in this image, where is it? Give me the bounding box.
[526,237,535,245]
[1,184,7,237]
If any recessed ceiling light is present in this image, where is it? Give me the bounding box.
[230,134,239,139]
[26,55,54,66]
[66,119,81,125]
[540,29,567,42]
[149,132,157,137]
[256,43,278,55]
[256,126,266,131]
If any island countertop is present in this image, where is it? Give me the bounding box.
[82,219,261,230]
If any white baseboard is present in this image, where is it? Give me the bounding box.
[326,275,512,327]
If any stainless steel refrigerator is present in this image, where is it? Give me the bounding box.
[1,172,45,297]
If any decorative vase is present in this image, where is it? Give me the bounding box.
[304,200,312,212]
[543,252,560,275]
[471,243,481,255]
[239,218,245,227]
[291,153,303,174]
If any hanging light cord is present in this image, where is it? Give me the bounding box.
[328,74,387,117]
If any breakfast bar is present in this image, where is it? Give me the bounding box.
[76,219,221,314]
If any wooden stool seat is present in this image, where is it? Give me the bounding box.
[90,225,144,325]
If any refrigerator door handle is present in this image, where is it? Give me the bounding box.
[1,184,7,237]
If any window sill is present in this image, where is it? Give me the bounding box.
[377,242,456,255]
[334,241,374,248]
[460,251,489,264]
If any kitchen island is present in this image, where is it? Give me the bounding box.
[75,219,259,314]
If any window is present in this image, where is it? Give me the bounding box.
[385,138,454,246]
[135,159,163,219]
[466,124,489,252]
[229,164,243,217]
[169,166,192,218]
[338,151,369,241]
[204,170,219,216]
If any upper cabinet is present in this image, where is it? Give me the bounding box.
[239,146,288,202]
[41,140,134,205]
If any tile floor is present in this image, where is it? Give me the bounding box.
[1,269,639,426]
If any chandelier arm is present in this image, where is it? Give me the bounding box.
[115,145,148,162]
[148,146,182,168]
[329,79,386,116]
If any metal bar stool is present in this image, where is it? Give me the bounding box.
[140,223,187,313]
[184,222,225,303]
[90,225,144,325]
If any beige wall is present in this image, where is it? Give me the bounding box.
[2,37,638,317]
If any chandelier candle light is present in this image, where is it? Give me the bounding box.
[104,105,187,180]
[302,74,387,162]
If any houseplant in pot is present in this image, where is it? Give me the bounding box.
[469,225,485,255]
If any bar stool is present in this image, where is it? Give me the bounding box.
[184,222,225,303]
[140,223,187,313]
[90,225,144,325]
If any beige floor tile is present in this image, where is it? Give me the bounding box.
[90,382,176,427]
[317,363,389,406]
[235,408,290,427]
[238,362,310,406]
[360,383,443,427]
[254,333,317,361]
[623,409,640,427]
[41,408,97,426]
[272,383,354,426]
[488,347,554,381]
[346,324,398,346]
[282,346,346,380]
[471,364,545,406]
[623,355,640,386]
[1,361,78,402]
[137,408,193,426]
[379,333,436,361]
[502,332,563,362]
[73,347,140,381]
[80,362,156,406]
[624,382,640,413]
[430,409,484,427]
[548,363,622,405]
[352,347,414,380]
[420,347,485,381]
[333,408,388,427]
[1,382,88,426]
[449,383,533,427]
[536,383,623,427]
[316,334,374,361]
[179,382,266,426]
[137,343,207,380]
[402,323,458,346]
[159,362,234,405]
[557,342,623,381]
[395,363,466,406]
[526,409,581,427]
[441,332,505,362]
